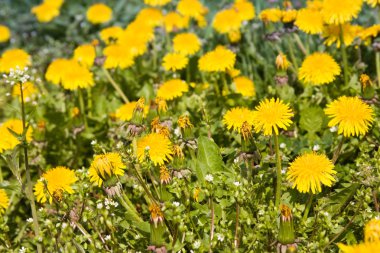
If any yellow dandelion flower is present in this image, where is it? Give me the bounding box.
[233,0,255,22]
[252,98,293,136]
[0,189,9,214]
[322,0,363,25]
[213,9,241,34]
[365,0,380,7]
[157,79,189,101]
[281,10,298,23]
[74,44,96,68]
[198,46,236,72]
[228,68,241,78]
[223,107,255,133]
[88,153,126,186]
[360,74,372,88]
[144,0,171,7]
[324,96,374,137]
[60,60,94,90]
[135,8,163,27]
[137,133,173,165]
[45,58,70,85]
[34,166,77,203]
[295,8,324,34]
[359,24,380,41]
[299,52,341,85]
[0,49,31,73]
[259,8,282,23]
[99,26,123,44]
[287,153,336,194]
[173,33,201,56]
[0,25,11,43]
[178,115,193,129]
[122,20,155,45]
[103,44,135,69]
[0,119,33,153]
[228,30,241,43]
[365,219,380,242]
[12,81,37,102]
[322,24,363,48]
[233,76,255,97]
[115,102,149,121]
[163,12,189,33]
[177,0,207,19]
[338,241,380,252]
[31,2,60,23]
[86,3,112,24]
[162,53,188,71]
[44,0,64,8]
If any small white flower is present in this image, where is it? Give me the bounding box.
[217,233,225,242]
[233,181,241,187]
[313,144,320,151]
[330,126,338,132]
[26,218,33,223]
[97,203,103,209]
[145,146,150,151]
[174,127,182,137]
[104,235,111,241]
[205,174,213,182]
[62,223,68,229]
[193,240,201,249]
[19,247,27,253]
[281,169,286,174]
[233,158,239,164]
[173,201,180,207]
[91,140,97,145]
[280,143,286,149]
[116,142,123,149]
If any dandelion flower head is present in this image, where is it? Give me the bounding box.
[0,119,33,153]
[321,0,363,25]
[0,25,11,43]
[0,189,9,214]
[86,3,112,24]
[198,46,236,72]
[162,53,189,71]
[233,76,255,97]
[88,153,126,186]
[223,107,255,134]
[74,44,96,68]
[137,133,173,165]
[157,79,189,101]
[173,33,201,56]
[0,49,31,73]
[295,8,324,34]
[115,102,149,121]
[287,153,336,194]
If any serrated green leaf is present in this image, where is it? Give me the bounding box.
[195,136,223,181]
[299,106,325,133]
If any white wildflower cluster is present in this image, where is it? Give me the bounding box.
[233,181,241,187]
[3,66,30,85]
[205,174,213,182]
[313,144,320,151]
[216,233,225,242]
[172,201,180,207]
[19,247,27,253]
[26,218,33,223]
[193,240,201,249]
[104,198,119,209]
[104,235,111,241]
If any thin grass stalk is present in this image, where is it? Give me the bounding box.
[274,133,282,208]
[339,24,349,87]
[102,68,129,103]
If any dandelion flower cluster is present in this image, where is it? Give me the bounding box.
[252,98,293,136]
[137,133,173,165]
[287,153,336,194]
[199,46,236,72]
[0,49,31,73]
[157,79,189,101]
[162,53,189,71]
[0,119,33,153]
[87,3,113,24]
[324,96,374,137]
[0,25,11,43]
[88,153,126,186]
[298,52,341,85]
[34,166,77,203]
[0,189,9,214]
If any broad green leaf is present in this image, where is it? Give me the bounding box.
[299,106,325,134]
[195,136,224,181]
[323,183,360,215]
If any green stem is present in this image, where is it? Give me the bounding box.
[332,137,345,164]
[274,134,282,208]
[234,202,240,249]
[376,52,380,87]
[117,194,143,223]
[74,222,93,245]
[293,34,307,55]
[287,39,299,73]
[20,83,42,253]
[87,88,93,117]
[340,24,349,87]
[303,193,314,221]
[102,68,129,103]
[0,166,3,182]
[186,63,191,84]
[209,196,215,253]
[78,89,87,129]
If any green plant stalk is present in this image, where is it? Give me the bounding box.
[234,202,240,249]
[303,193,314,221]
[78,89,88,128]
[376,52,380,87]
[209,196,215,253]
[0,166,3,182]
[20,83,42,253]
[293,34,307,55]
[332,137,345,164]
[340,24,349,87]
[274,134,282,208]
[117,194,143,223]
[86,88,93,117]
[102,68,129,103]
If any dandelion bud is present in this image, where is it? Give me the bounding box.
[276,53,290,71]
[278,204,296,245]
[360,74,375,99]
[155,97,168,113]
[159,165,171,184]
[365,219,380,242]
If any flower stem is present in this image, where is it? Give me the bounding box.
[293,33,307,55]
[274,133,282,208]
[20,83,42,253]
[303,193,314,221]
[340,24,349,87]
[234,202,240,249]
[332,137,345,164]
[117,194,143,223]
[376,52,380,87]
[78,89,87,129]
[102,68,129,103]
[209,196,215,253]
